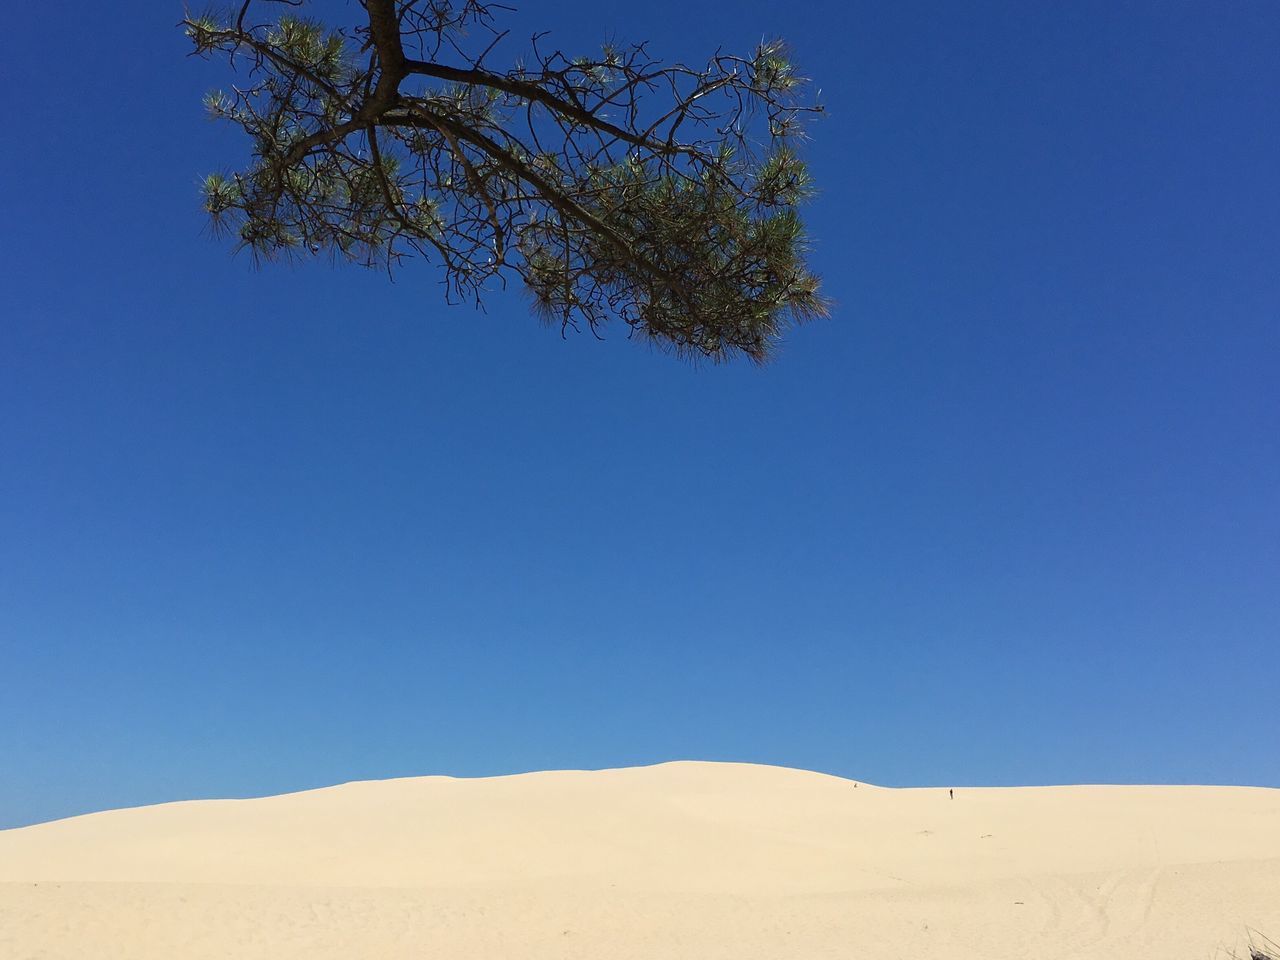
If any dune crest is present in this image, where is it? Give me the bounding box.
[2,761,1277,959]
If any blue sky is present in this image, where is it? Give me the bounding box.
[1,0,1277,829]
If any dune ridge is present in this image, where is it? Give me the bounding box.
[2,761,1278,959]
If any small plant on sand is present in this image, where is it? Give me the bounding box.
[1241,931,1280,960]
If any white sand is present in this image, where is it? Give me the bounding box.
[1,761,1277,959]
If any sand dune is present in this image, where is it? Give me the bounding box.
[2,761,1277,959]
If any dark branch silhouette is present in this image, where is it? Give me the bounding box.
[185,0,827,362]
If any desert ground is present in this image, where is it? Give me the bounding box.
[1,761,1277,959]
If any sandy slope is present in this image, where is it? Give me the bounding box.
[1,761,1277,959]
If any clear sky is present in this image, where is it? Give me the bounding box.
[1,0,1278,829]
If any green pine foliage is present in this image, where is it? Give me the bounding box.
[186,1,828,362]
